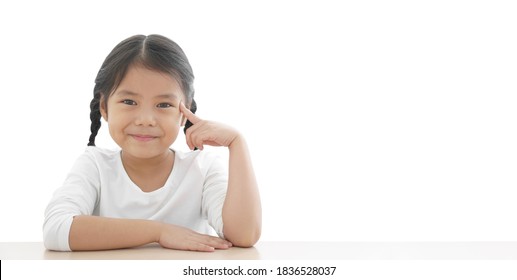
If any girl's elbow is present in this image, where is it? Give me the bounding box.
[42,214,74,251]
[226,228,261,248]
[42,227,67,251]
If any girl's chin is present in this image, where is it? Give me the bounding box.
[121,147,172,159]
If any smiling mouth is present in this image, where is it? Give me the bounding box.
[130,134,157,142]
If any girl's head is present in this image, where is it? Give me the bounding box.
[88,34,197,148]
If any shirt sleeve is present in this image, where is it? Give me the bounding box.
[201,153,228,238]
[42,149,100,251]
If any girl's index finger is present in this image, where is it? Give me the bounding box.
[179,101,202,124]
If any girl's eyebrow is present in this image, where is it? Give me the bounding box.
[115,90,139,97]
[115,90,178,100]
[156,94,178,100]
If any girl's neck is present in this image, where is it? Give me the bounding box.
[120,149,174,174]
[120,149,175,192]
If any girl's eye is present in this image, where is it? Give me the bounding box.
[157,103,173,108]
[122,99,137,106]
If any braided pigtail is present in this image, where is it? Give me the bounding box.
[183,98,197,134]
[87,88,102,146]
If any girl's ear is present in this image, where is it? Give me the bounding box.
[99,95,108,121]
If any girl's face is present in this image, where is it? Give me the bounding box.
[100,65,186,159]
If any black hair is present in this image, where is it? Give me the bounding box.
[87,34,196,146]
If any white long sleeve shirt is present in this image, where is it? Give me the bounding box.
[43,146,228,251]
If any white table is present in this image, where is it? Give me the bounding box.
[1,241,517,260]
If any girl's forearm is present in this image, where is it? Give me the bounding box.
[69,215,161,251]
[222,136,262,247]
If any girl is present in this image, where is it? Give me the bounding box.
[43,34,261,252]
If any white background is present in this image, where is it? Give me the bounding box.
[0,0,516,242]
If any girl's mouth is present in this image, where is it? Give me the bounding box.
[131,134,157,142]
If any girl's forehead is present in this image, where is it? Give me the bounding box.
[123,65,179,84]
[113,65,184,99]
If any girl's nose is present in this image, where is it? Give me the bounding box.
[134,108,157,126]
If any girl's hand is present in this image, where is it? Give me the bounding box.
[180,102,241,150]
[158,223,232,252]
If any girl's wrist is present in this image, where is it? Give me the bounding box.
[228,133,245,150]
[148,220,165,243]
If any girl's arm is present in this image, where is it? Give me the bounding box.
[223,135,262,247]
[69,215,232,251]
[180,103,262,247]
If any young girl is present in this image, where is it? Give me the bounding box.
[43,34,261,252]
